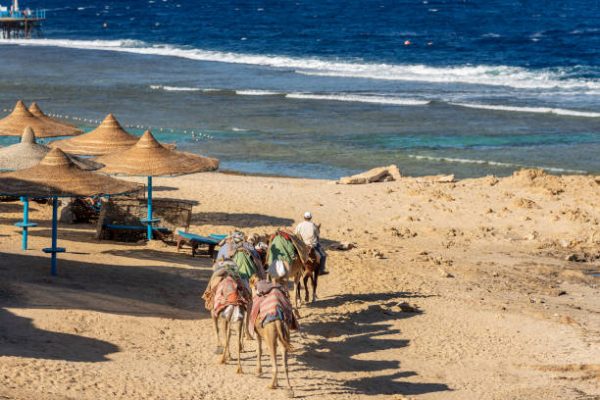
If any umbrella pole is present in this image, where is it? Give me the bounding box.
[43,196,65,276]
[15,196,37,250]
[22,197,29,250]
[141,176,159,240]
[50,196,58,275]
[147,176,153,240]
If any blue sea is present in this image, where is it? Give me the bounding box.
[0,0,599,178]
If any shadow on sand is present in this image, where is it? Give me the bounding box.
[0,308,118,362]
[191,212,294,229]
[0,251,212,320]
[296,291,450,397]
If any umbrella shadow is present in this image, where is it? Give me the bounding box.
[0,251,212,320]
[102,248,211,268]
[28,228,107,243]
[0,308,119,362]
[295,291,450,396]
[0,202,27,213]
[152,186,179,193]
[191,212,294,229]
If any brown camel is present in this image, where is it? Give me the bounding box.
[255,319,294,397]
[294,247,319,304]
[213,306,245,373]
[205,272,248,374]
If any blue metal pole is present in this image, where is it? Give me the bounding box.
[147,176,153,240]
[50,196,58,276]
[21,196,29,250]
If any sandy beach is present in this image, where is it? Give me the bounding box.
[0,169,599,399]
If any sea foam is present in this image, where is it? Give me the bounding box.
[450,102,600,118]
[408,154,587,174]
[286,93,430,106]
[1,38,599,91]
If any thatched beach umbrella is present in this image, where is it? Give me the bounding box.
[0,100,81,138]
[0,127,102,171]
[0,127,103,250]
[29,102,82,134]
[97,130,219,240]
[0,148,142,275]
[49,114,139,156]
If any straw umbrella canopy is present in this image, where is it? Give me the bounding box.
[0,127,104,251]
[0,100,81,138]
[49,113,139,156]
[0,127,102,171]
[29,102,82,133]
[0,148,142,275]
[96,130,219,239]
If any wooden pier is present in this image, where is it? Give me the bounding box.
[0,0,46,39]
[0,16,44,38]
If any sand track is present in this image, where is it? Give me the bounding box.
[0,170,599,399]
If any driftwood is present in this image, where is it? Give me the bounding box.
[339,164,401,184]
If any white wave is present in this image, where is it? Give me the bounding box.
[450,102,600,118]
[286,93,430,106]
[150,85,202,92]
[408,155,587,174]
[1,38,599,91]
[235,90,281,96]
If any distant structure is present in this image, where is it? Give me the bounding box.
[0,0,46,38]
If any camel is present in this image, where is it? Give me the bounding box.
[265,229,310,308]
[295,247,319,304]
[213,301,245,373]
[255,319,293,397]
[203,266,250,374]
[251,280,296,397]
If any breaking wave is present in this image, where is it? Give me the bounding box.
[450,102,600,118]
[1,38,599,91]
[286,93,430,106]
[408,155,587,174]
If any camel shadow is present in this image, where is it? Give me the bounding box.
[296,291,450,397]
[191,212,294,229]
[312,291,435,309]
[0,308,118,362]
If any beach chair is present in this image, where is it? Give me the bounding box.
[176,230,225,258]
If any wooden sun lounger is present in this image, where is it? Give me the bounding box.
[176,230,224,258]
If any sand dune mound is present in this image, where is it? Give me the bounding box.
[504,168,565,195]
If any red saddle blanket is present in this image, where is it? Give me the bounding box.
[250,283,298,333]
[212,275,249,318]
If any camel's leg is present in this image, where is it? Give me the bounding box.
[220,317,231,364]
[303,274,310,303]
[235,319,243,374]
[294,275,302,307]
[244,302,253,341]
[212,315,223,354]
[312,270,319,303]
[256,326,263,376]
[293,273,302,308]
[267,324,279,389]
[282,340,293,398]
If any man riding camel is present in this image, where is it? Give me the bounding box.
[294,211,328,275]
